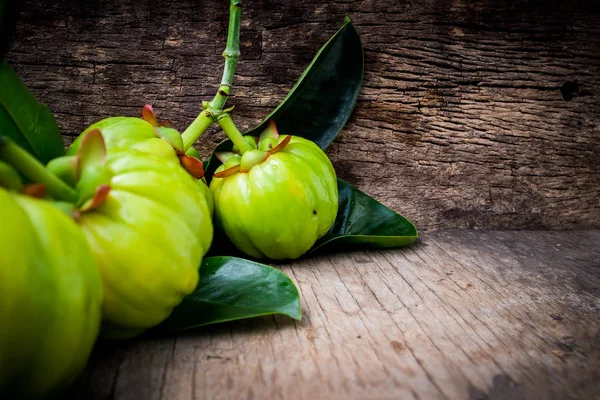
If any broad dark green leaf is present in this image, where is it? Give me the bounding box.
[205,17,363,180]
[0,60,65,163]
[311,179,418,252]
[245,16,363,148]
[0,0,21,60]
[155,256,301,332]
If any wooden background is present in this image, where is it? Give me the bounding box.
[7,0,599,231]
[5,2,600,399]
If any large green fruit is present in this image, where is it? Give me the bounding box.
[210,133,338,260]
[73,132,213,339]
[67,117,158,156]
[0,188,102,399]
[65,112,212,214]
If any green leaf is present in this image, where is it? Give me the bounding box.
[0,0,21,60]
[311,179,418,252]
[0,60,65,163]
[205,17,363,180]
[155,256,302,332]
[246,17,363,148]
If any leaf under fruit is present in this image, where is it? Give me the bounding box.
[154,256,302,332]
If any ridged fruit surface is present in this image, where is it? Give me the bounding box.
[210,136,337,260]
[0,189,103,399]
[77,148,213,338]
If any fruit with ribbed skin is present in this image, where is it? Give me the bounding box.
[0,188,102,399]
[72,130,213,339]
[62,106,212,214]
[210,122,337,259]
[68,116,159,156]
[67,105,205,177]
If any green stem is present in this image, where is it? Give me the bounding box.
[181,110,213,151]
[218,114,251,154]
[212,0,242,112]
[0,136,78,202]
[181,0,242,151]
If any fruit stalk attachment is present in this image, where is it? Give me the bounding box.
[217,113,252,154]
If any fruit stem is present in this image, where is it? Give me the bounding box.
[180,0,242,150]
[0,135,78,202]
[217,113,251,154]
[181,110,213,151]
[212,0,242,112]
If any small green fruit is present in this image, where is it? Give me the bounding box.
[210,134,338,260]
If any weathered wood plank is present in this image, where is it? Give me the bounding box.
[6,0,600,230]
[67,230,600,400]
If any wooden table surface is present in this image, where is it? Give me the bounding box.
[68,230,600,400]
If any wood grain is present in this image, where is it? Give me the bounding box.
[6,0,600,230]
[67,230,600,400]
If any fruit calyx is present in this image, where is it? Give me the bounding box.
[213,120,291,177]
[142,104,175,129]
[74,129,112,214]
[142,104,205,178]
[22,184,46,198]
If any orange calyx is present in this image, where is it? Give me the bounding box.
[214,164,241,178]
[178,153,205,179]
[269,135,291,154]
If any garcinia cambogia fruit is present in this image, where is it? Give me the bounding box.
[0,187,103,399]
[72,129,213,339]
[61,105,213,214]
[210,120,338,260]
[66,105,206,179]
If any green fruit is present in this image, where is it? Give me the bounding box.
[0,189,102,399]
[197,178,214,216]
[66,115,213,215]
[210,135,338,260]
[67,117,159,157]
[75,141,213,339]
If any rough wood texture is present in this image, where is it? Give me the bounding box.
[66,230,600,400]
[6,0,600,230]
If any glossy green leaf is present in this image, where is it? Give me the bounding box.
[0,60,65,163]
[0,0,21,60]
[205,17,363,180]
[311,179,418,252]
[155,256,301,332]
[246,16,363,148]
